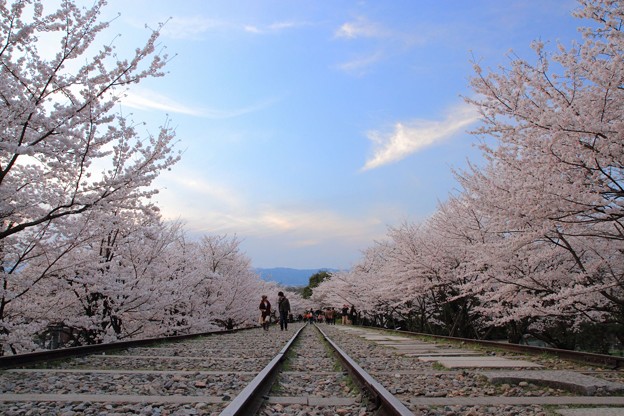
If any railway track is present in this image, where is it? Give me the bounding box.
[322,324,624,416]
[0,323,411,415]
[222,323,411,415]
[0,322,623,415]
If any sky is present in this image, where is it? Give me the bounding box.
[92,0,583,269]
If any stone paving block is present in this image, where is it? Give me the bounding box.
[420,356,542,368]
[556,408,624,416]
[403,351,482,357]
[377,342,441,350]
[375,341,438,345]
[392,348,449,354]
[377,342,461,352]
[370,335,411,340]
[335,327,366,332]
[375,342,430,347]
[362,336,410,342]
[479,370,624,395]
[362,337,397,341]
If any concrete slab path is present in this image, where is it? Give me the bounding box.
[479,370,624,395]
[403,351,482,357]
[419,356,542,368]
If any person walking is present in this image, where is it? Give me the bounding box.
[259,295,271,331]
[277,291,291,331]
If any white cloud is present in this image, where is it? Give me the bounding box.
[362,103,480,171]
[121,90,204,116]
[269,21,300,31]
[243,25,262,34]
[245,21,306,35]
[156,174,384,245]
[158,15,307,39]
[120,89,280,119]
[333,17,427,74]
[203,206,382,243]
[161,17,231,39]
[335,52,383,75]
[335,17,385,39]
[173,177,244,210]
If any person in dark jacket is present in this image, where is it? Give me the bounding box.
[259,295,271,331]
[349,305,357,325]
[277,291,291,331]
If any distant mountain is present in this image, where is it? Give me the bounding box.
[255,267,338,287]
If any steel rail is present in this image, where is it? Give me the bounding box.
[382,328,624,369]
[0,327,246,369]
[219,324,306,416]
[315,324,414,416]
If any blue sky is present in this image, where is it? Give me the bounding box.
[98,0,581,269]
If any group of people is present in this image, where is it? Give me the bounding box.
[258,293,358,331]
[258,291,291,331]
[303,307,338,324]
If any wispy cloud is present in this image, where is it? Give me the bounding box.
[335,17,386,39]
[244,20,308,35]
[170,177,244,210]
[160,15,307,39]
[121,90,204,116]
[335,51,383,76]
[204,206,381,242]
[157,174,384,245]
[161,17,232,40]
[121,89,280,119]
[362,103,480,171]
[333,16,428,74]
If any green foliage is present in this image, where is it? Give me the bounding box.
[301,270,332,299]
[302,286,312,299]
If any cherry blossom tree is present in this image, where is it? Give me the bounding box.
[20,214,189,350]
[314,0,624,352]
[180,235,281,331]
[336,202,486,336]
[313,198,484,335]
[312,241,405,328]
[421,196,494,338]
[457,0,624,347]
[9,223,277,353]
[0,0,179,352]
[0,0,177,241]
[0,1,295,354]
